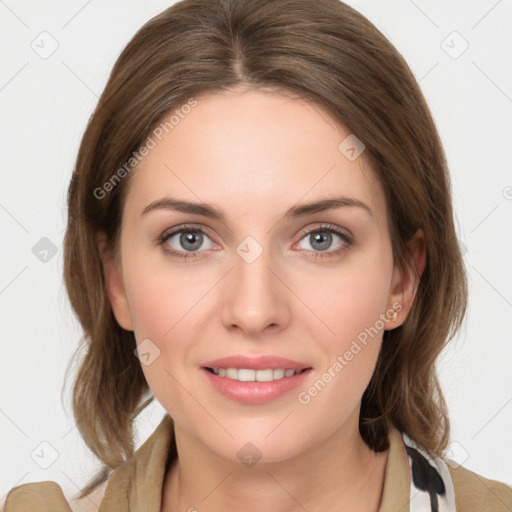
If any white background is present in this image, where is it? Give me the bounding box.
[1,0,511,504]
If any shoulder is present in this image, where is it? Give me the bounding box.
[1,481,70,511]
[1,480,107,512]
[399,429,512,511]
[448,462,512,511]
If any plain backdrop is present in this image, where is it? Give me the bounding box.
[1,0,511,503]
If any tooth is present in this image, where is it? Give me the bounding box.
[226,368,238,379]
[211,367,303,380]
[256,369,274,382]
[273,369,285,380]
[238,368,256,381]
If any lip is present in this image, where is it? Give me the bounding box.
[201,355,312,371]
[200,366,313,404]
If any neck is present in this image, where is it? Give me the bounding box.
[161,413,389,512]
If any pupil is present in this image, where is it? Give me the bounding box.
[312,231,331,251]
[181,231,202,251]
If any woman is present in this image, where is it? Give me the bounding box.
[3,0,511,510]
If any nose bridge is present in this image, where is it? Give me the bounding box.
[220,234,289,334]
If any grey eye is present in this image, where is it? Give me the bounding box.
[167,230,213,253]
[298,230,344,252]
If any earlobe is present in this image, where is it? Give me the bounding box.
[385,229,426,330]
[96,231,134,331]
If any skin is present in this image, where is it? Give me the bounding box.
[97,86,426,511]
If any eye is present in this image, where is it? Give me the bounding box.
[158,226,216,259]
[295,224,353,259]
[157,223,353,261]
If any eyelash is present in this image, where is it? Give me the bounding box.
[157,223,353,261]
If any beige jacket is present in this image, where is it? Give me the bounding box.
[2,414,512,511]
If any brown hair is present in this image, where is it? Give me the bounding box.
[62,0,467,499]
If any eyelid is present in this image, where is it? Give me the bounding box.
[159,222,352,244]
[158,223,219,248]
[294,223,353,244]
[158,222,353,259]
[160,223,216,239]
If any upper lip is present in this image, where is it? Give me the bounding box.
[202,355,312,371]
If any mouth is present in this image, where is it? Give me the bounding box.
[199,355,313,404]
[203,366,310,381]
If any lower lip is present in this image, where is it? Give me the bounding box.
[200,367,313,405]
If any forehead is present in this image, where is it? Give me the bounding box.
[124,89,386,224]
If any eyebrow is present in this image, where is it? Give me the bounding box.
[140,196,373,221]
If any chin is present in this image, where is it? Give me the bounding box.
[202,427,311,465]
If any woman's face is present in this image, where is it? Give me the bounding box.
[101,88,414,463]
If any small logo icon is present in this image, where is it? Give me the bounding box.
[30,31,59,59]
[236,236,263,264]
[134,338,161,366]
[445,440,469,468]
[32,237,58,263]
[31,441,59,469]
[338,134,365,161]
[237,442,262,468]
[441,31,469,60]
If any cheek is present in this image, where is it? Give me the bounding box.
[123,242,210,339]
[127,274,177,342]
[300,251,393,348]
[293,247,393,405]
[124,263,198,414]
[122,250,217,382]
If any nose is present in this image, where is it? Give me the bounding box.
[220,242,291,337]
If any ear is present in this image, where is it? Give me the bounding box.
[96,230,133,331]
[385,229,426,330]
